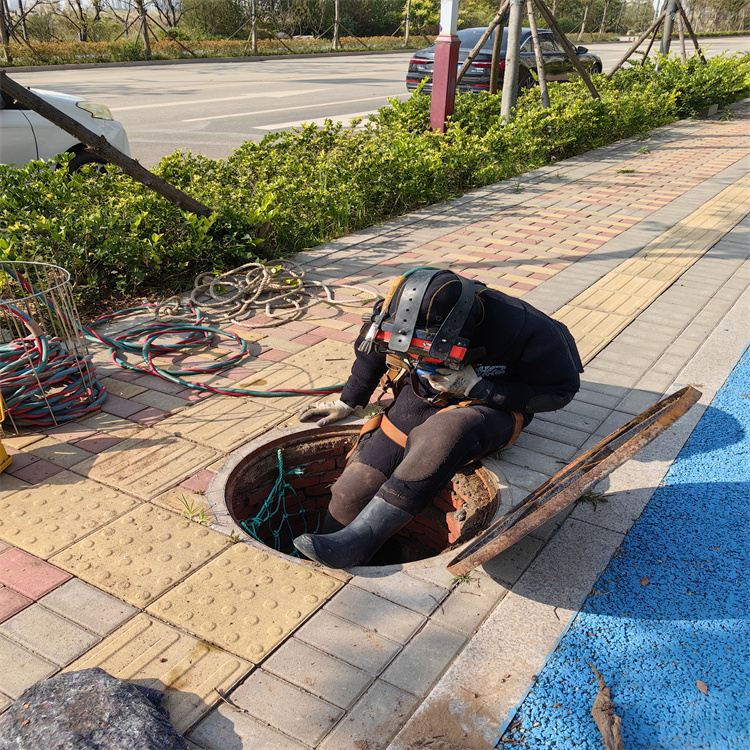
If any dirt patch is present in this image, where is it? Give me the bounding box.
[395,693,495,750]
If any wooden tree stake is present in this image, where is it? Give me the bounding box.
[531,0,599,98]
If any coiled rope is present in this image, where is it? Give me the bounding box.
[172,259,377,325]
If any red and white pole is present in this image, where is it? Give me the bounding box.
[429,0,460,132]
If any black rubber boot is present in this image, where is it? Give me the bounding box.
[293,497,413,569]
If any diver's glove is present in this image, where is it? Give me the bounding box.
[298,399,354,426]
[425,365,482,397]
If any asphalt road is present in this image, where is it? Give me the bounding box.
[10,36,748,167]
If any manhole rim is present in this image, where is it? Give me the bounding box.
[206,421,510,574]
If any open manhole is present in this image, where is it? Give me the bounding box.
[206,422,500,567]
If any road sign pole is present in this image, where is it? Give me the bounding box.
[429,0,460,132]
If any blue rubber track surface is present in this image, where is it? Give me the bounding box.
[497,346,750,750]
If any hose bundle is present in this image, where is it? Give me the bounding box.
[0,302,105,428]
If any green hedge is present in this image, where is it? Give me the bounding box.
[1,53,748,310]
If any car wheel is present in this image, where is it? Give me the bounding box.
[517,72,534,95]
[592,62,602,74]
[68,151,108,174]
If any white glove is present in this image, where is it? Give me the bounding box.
[425,365,482,396]
[298,399,354,426]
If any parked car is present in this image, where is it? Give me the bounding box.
[0,87,130,170]
[406,27,602,94]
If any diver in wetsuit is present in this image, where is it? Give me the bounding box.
[293,269,583,569]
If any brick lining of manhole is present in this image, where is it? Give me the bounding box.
[206,422,502,569]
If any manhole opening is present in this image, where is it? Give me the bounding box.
[222,427,499,566]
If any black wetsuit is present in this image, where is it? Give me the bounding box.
[327,285,584,527]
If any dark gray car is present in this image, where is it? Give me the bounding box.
[406,27,602,94]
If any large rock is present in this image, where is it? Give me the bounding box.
[0,668,188,750]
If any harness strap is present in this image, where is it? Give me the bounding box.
[346,402,524,460]
[506,410,524,447]
[380,415,408,448]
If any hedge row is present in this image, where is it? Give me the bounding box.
[1,53,748,310]
[1,35,432,67]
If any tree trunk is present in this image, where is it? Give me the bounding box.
[577,2,590,41]
[404,0,411,46]
[333,0,340,49]
[527,0,549,108]
[0,0,11,63]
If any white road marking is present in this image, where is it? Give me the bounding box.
[112,88,329,112]
[182,94,402,122]
[255,102,409,131]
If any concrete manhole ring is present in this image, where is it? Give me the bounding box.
[206,421,510,572]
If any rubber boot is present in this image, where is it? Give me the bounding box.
[320,510,345,534]
[293,496,413,569]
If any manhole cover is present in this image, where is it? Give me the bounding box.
[207,423,500,567]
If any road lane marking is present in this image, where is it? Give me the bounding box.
[254,103,409,131]
[112,88,329,112]
[182,94,403,122]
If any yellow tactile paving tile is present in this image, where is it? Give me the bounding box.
[51,504,229,606]
[556,175,749,365]
[72,433,220,500]
[146,543,342,663]
[615,258,677,281]
[157,395,288,452]
[0,472,138,559]
[236,363,344,413]
[284,338,359,381]
[65,613,252,733]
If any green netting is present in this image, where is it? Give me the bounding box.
[240,448,321,556]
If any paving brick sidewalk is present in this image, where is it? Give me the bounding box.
[0,101,748,749]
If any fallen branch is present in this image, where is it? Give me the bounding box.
[589,662,625,750]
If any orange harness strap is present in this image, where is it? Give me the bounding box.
[346,403,524,459]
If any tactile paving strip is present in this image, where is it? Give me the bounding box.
[72,432,219,500]
[50,505,229,607]
[65,613,251,733]
[156,396,288,452]
[236,364,344,413]
[284,339,358,381]
[556,175,750,364]
[0,472,138,559]
[147,543,343,663]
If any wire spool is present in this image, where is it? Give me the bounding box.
[0,262,104,430]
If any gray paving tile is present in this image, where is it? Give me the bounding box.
[319,680,419,750]
[324,585,425,644]
[480,534,547,586]
[296,610,401,675]
[349,572,449,617]
[0,604,100,666]
[497,461,551,492]
[0,634,57,699]
[189,704,309,750]
[571,387,622,410]
[429,572,509,636]
[499,445,568,478]
[229,670,342,746]
[40,579,137,636]
[523,418,590,448]
[262,638,373,710]
[381,621,466,697]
